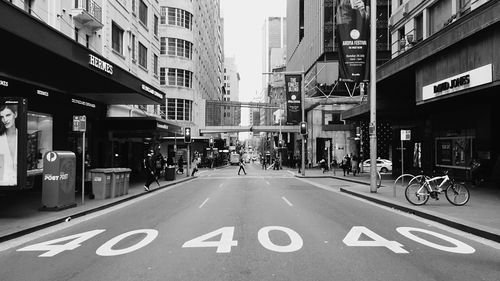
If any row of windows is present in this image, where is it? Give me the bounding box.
[112,22,158,75]
[160,7,193,30]
[160,37,193,59]
[160,68,193,87]
[167,99,192,121]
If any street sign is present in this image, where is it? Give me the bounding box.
[401,130,411,141]
[72,115,86,132]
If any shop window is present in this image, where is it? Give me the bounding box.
[138,42,147,69]
[435,137,474,169]
[139,0,148,27]
[27,112,53,171]
[112,22,124,55]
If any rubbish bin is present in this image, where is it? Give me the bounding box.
[41,151,77,210]
[165,166,175,181]
[123,168,131,194]
[111,169,124,198]
[90,168,113,199]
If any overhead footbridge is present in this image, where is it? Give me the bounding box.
[200,125,299,134]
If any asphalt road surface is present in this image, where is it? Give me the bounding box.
[1,163,499,281]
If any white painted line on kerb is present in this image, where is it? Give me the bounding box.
[282,197,293,207]
[199,198,210,208]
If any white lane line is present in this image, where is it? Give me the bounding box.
[265,180,271,185]
[219,183,223,188]
[199,198,210,208]
[281,196,293,207]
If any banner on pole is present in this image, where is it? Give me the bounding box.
[285,74,302,125]
[336,0,370,82]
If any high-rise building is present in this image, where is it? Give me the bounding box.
[222,57,241,126]
[159,0,223,137]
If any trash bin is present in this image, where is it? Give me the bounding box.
[165,166,175,181]
[123,168,131,194]
[41,151,77,210]
[90,168,113,199]
[111,169,124,198]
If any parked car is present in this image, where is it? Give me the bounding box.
[362,159,392,173]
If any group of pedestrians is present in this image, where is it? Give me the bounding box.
[339,153,360,176]
[143,150,201,192]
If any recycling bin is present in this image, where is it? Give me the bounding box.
[111,169,124,198]
[41,151,77,210]
[165,166,175,181]
[123,168,131,194]
[90,168,114,199]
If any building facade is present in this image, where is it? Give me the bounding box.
[343,0,500,184]
[285,0,390,165]
[222,57,241,126]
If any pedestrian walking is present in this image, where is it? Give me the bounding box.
[262,157,267,170]
[191,157,199,176]
[143,150,158,191]
[341,155,350,176]
[351,154,360,176]
[176,155,184,174]
[319,158,327,173]
[153,150,165,181]
[297,155,302,174]
[238,157,247,175]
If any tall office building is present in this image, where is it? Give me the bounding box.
[222,57,241,126]
[159,0,223,137]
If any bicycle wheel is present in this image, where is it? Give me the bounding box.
[445,183,470,206]
[405,183,429,205]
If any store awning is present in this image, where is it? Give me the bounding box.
[105,117,183,139]
[0,1,164,105]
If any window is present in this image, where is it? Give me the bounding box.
[153,54,158,76]
[167,68,193,87]
[168,7,176,25]
[139,0,148,27]
[185,100,190,121]
[160,37,166,54]
[323,112,343,125]
[160,7,167,24]
[398,27,405,52]
[167,7,192,29]
[154,15,159,36]
[86,34,90,48]
[415,13,423,42]
[27,112,53,171]
[138,42,147,69]
[166,38,193,59]
[160,67,166,85]
[112,22,123,55]
[131,33,136,63]
[428,0,452,36]
[167,99,175,120]
[132,0,136,15]
[167,68,176,85]
[167,38,176,55]
[177,99,184,120]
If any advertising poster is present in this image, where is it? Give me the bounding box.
[285,74,302,125]
[336,0,370,82]
[0,97,27,188]
[436,139,452,166]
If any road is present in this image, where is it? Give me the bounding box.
[1,163,499,281]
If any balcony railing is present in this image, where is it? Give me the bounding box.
[72,0,103,29]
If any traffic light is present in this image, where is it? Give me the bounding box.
[184,127,191,143]
[278,140,284,148]
[209,137,214,147]
[300,122,307,135]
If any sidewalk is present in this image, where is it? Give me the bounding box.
[293,167,500,243]
[0,173,196,243]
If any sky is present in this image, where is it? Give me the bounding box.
[220,0,286,127]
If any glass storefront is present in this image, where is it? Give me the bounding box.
[435,136,474,169]
[27,112,53,171]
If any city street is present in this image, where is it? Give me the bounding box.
[1,163,499,281]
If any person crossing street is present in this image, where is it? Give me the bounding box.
[238,157,247,175]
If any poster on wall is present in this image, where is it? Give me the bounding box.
[0,97,27,189]
[285,74,302,125]
[336,0,370,82]
[436,139,452,166]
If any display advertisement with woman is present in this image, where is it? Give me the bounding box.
[0,102,18,186]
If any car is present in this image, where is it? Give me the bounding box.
[362,159,392,173]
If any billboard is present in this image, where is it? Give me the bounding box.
[0,97,27,188]
[285,74,302,125]
[336,0,370,82]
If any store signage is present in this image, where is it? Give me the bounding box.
[157,123,168,130]
[89,54,113,75]
[285,74,302,125]
[36,90,49,97]
[0,80,8,87]
[422,64,492,101]
[44,173,69,181]
[142,84,164,99]
[71,98,96,108]
[400,130,411,141]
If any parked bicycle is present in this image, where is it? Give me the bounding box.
[405,171,470,206]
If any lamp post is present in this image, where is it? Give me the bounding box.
[369,0,378,192]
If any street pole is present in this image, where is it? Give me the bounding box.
[81,131,85,205]
[369,0,378,193]
[279,106,282,170]
[301,67,306,176]
[187,144,190,178]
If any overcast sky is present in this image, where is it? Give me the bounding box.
[220,0,286,127]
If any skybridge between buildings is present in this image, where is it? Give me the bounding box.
[200,125,299,134]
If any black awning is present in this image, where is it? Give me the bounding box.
[0,1,164,105]
[105,117,183,139]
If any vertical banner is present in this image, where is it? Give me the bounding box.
[285,75,302,125]
[0,97,27,189]
[336,0,370,82]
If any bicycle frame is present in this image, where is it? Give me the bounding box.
[416,175,450,195]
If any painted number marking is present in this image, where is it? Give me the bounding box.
[258,226,303,253]
[343,226,409,253]
[96,229,158,256]
[396,227,476,254]
[182,227,238,253]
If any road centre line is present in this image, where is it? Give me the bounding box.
[199,198,210,208]
[282,197,293,206]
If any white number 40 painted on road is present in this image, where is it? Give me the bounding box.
[16,226,475,257]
